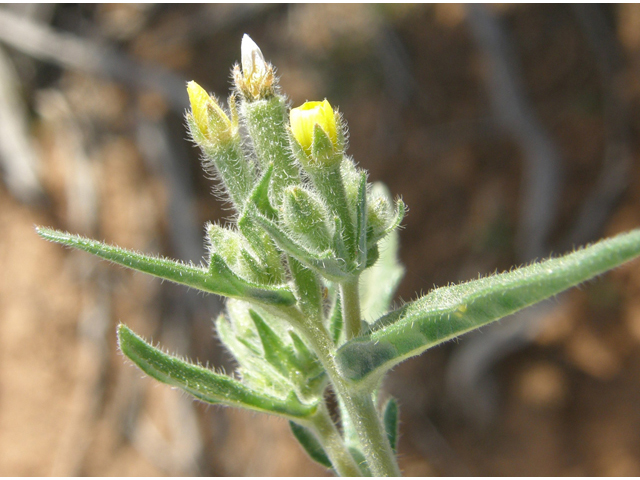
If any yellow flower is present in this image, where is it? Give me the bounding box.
[187,81,232,141]
[290,100,338,156]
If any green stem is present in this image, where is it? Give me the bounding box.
[308,403,362,477]
[341,277,362,340]
[339,392,400,477]
[282,307,400,477]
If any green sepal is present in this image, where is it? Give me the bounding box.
[236,215,285,284]
[309,164,356,261]
[289,421,333,469]
[289,331,322,376]
[382,397,399,454]
[337,229,640,383]
[310,123,342,168]
[340,158,361,209]
[216,307,296,398]
[237,169,285,283]
[117,324,316,419]
[331,216,350,268]
[288,331,326,394]
[249,163,278,220]
[366,183,402,246]
[37,227,295,307]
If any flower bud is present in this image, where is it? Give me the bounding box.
[367,183,395,238]
[282,186,333,253]
[241,34,267,84]
[187,81,234,144]
[290,100,338,158]
[234,34,276,100]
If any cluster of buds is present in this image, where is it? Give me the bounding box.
[187,35,404,290]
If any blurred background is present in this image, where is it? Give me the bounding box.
[1,3,640,475]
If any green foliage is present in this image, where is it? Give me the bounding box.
[37,35,640,477]
[336,229,640,385]
[382,398,399,454]
[289,421,333,469]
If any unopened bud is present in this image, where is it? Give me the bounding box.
[241,34,267,83]
[234,34,275,100]
[282,186,333,252]
[290,100,338,158]
[187,81,234,144]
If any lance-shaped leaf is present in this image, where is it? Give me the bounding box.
[289,421,333,469]
[249,309,297,377]
[337,229,640,383]
[382,398,399,454]
[37,227,295,307]
[118,324,316,419]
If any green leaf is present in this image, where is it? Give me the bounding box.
[216,309,295,399]
[337,229,640,383]
[249,309,295,376]
[117,324,316,419]
[289,421,333,469]
[382,398,399,453]
[37,227,295,307]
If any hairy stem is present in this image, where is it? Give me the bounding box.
[284,307,400,476]
[341,278,362,340]
[308,403,362,477]
[339,391,400,477]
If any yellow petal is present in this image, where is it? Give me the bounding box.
[290,99,337,155]
[187,81,211,135]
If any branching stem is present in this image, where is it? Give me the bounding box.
[285,306,401,477]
